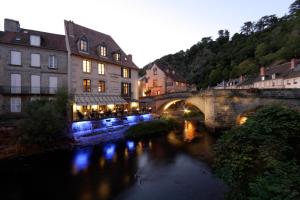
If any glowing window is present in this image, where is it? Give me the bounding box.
[83,60,91,73]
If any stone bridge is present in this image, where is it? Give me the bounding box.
[139,89,300,130]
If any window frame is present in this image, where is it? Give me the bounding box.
[100,46,107,57]
[82,59,91,73]
[10,51,21,66]
[48,55,57,69]
[83,79,91,92]
[30,35,41,46]
[30,53,41,67]
[98,81,105,93]
[10,97,21,113]
[79,39,88,52]
[98,63,105,75]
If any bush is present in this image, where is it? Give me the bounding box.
[214,105,300,200]
[124,118,181,139]
[18,89,69,146]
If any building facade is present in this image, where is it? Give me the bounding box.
[64,21,139,120]
[0,19,68,115]
[140,62,187,97]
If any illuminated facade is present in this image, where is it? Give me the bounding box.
[64,21,139,120]
[140,62,188,97]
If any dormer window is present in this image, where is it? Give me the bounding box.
[30,35,41,46]
[100,45,107,57]
[153,68,157,75]
[272,74,276,80]
[113,53,121,61]
[79,38,88,52]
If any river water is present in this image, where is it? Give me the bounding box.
[0,120,227,200]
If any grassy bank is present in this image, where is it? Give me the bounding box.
[124,118,181,139]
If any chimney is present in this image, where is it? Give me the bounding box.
[239,75,245,82]
[260,66,265,76]
[127,54,132,62]
[4,19,20,32]
[65,20,74,37]
[291,58,297,69]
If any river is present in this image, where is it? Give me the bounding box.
[0,120,227,200]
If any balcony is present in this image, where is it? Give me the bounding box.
[0,86,58,95]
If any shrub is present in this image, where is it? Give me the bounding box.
[124,118,181,139]
[214,105,300,200]
[18,89,69,146]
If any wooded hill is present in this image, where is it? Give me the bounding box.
[140,0,300,89]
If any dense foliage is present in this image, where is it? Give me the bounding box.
[214,105,300,200]
[18,89,69,146]
[140,0,300,88]
[125,119,181,139]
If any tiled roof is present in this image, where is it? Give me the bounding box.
[154,61,187,82]
[255,59,300,81]
[64,20,138,70]
[0,29,67,51]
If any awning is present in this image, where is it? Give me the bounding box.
[74,94,128,105]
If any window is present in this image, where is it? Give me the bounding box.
[31,53,40,67]
[31,75,40,94]
[114,53,121,61]
[98,63,105,75]
[100,46,107,57]
[98,81,105,93]
[153,68,157,75]
[30,35,41,46]
[83,79,91,92]
[83,60,91,73]
[48,55,57,69]
[153,79,158,87]
[11,74,21,94]
[181,83,185,87]
[156,91,161,95]
[122,67,130,78]
[10,51,21,65]
[176,82,179,86]
[49,77,58,94]
[80,39,88,52]
[294,79,298,84]
[121,83,131,96]
[167,81,173,86]
[10,97,21,113]
[272,74,276,80]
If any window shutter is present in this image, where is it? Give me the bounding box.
[121,83,124,96]
[129,83,132,97]
[129,69,131,78]
[121,67,123,77]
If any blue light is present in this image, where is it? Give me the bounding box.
[126,115,138,123]
[72,121,92,132]
[73,149,91,173]
[103,144,116,160]
[141,114,152,121]
[126,141,135,151]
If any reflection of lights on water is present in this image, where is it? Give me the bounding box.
[148,141,152,149]
[124,149,129,159]
[167,132,182,146]
[97,181,110,199]
[239,116,248,125]
[103,144,116,160]
[126,141,135,151]
[184,121,197,142]
[72,149,91,174]
[99,157,105,168]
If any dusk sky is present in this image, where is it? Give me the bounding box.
[0,0,294,67]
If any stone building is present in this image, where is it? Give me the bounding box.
[140,62,187,97]
[64,21,139,120]
[0,19,68,115]
[253,59,300,89]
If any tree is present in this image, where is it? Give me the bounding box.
[290,0,300,15]
[214,106,300,200]
[241,21,255,35]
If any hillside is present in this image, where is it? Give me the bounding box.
[140,1,300,89]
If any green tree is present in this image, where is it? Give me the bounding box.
[214,106,300,200]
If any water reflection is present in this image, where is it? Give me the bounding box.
[183,120,198,142]
[0,120,226,200]
[72,148,92,174]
